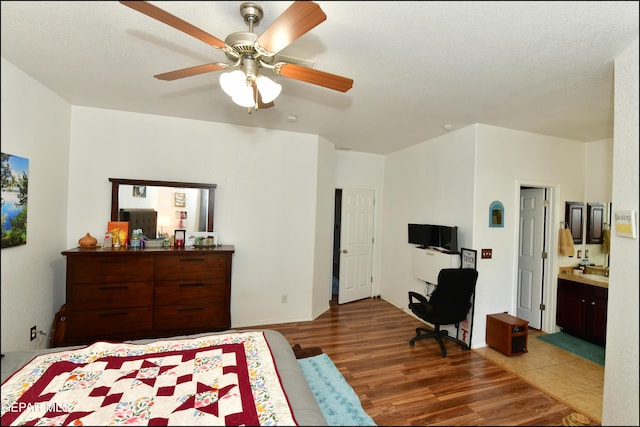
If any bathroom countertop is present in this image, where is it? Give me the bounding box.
[558,272,608,289]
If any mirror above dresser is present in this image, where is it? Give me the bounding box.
[109,178,216,239]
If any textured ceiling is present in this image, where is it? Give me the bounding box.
[1,1,638,154]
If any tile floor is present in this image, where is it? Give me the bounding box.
[474,329,604,425]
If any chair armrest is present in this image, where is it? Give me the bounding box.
[408,291,429,306]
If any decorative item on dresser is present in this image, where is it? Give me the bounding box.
[58,245,235,347]
[77,232,97,248]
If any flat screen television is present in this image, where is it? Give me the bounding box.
[437,225,459,253]
[408,223,439,248]
[408,223,459,253]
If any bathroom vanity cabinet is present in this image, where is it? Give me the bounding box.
[586,203,606,244]
[565,201,584,244]
[556,278,608,346]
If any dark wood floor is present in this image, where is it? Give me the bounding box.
[253,297,592,426]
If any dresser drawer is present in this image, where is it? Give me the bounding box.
[67,307,153,337]
[69,281,153,310]
[155,254,227,280]
[154,305,230,331]
[154,279,226,306]
[68,256,154,283]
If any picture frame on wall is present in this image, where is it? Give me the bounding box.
[489,200,504,228]
[614,210,637,238]
[132,185,146,198]
[174,192,186,207]
[1,152,29,249]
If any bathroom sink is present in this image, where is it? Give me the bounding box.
[579,273,609,283]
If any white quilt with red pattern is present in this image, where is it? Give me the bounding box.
[1,331,297,426]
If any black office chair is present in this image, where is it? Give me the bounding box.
[408,268,479,357]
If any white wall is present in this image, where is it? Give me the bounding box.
[380,125,476,323]
[66,106,325,328]
[333,150,385,295]
[474,125,586,336]
[583,138,613,266]
[1,58,71,352]
[585,139,613,203]
[602,37,639,426]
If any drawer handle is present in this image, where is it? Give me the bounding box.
[98,311,128,317]
[98,285,129,290]
[178,306,204,312]
[178,258,205,262]
[179,283,205,287]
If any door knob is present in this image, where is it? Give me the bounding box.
[341,249,348,253]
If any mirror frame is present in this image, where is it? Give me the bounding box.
[109,178,216,232]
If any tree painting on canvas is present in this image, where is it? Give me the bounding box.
[1,153,29,248]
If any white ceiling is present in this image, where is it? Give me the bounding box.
[2,1,638,154]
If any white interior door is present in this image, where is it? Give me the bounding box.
[338,188,374,304]
[517,187,546,328]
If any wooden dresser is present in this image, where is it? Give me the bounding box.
[60,246,234,346]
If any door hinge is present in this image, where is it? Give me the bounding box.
[541,251,548,259]
[543,200,550,207]
[539,303,546,311]
[371,276,373,283]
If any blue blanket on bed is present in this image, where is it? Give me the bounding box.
[298,353,376,426]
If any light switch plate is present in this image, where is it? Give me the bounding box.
[481,248,492,259]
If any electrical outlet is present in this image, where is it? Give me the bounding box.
[481,248,492,259]
[30,325,37,341]
[281,294,288,303]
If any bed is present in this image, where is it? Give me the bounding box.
[1,330,327,426]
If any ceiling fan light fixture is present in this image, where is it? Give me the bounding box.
[256,75,282,103]
[219,70,247,97]
[231,84,256,108]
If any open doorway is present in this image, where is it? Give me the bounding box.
[332,189,342,303]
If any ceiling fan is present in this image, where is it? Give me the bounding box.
[119,1,354,111]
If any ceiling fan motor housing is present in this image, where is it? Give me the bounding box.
[240,2,263,27]
[224,32,259,57]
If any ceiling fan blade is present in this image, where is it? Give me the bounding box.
[252,81,275,109]
[257,1,327,53]
[119,1,226,49]
[154,63,226,81]
[276,63,353,93]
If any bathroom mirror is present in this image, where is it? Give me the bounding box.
[109,178,216,236]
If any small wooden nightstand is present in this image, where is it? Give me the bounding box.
[486,313,529,356]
